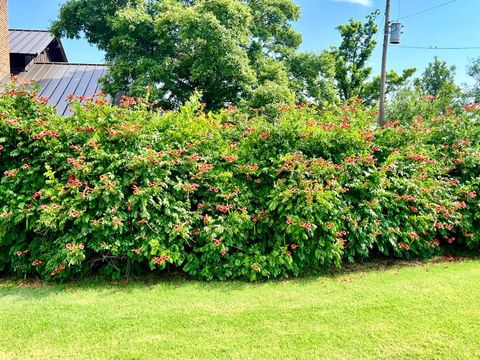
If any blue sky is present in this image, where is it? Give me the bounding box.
[8,0,480,85]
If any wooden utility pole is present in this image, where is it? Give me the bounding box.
[378,0,390,127]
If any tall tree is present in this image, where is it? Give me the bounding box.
[414,57,460,100]
[330,11,379,101]
[361,68,416,104]
[287,51,338,107]
[51,0,304,110]
[467,57,480,102]
[330,11,415,104]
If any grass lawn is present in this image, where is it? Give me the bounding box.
[1,259,480,359]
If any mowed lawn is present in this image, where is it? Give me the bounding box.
[1,260,480,359]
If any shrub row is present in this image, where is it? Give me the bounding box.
[0,87,478,280]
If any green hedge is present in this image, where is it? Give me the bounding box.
[0,87,478,280]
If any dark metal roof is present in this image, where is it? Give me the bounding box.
[11,62,110,116]
[9,29,55,55]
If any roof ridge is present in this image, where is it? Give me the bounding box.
[9,28,52,33]
[35,62,107,67]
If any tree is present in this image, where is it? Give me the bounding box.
[414,57,460,101]
[467,57,480,102]
[330,11,415,104]
[330,11,379,101]
[361,68,416,104]
[287,51,338,107]
[51,0,304,110]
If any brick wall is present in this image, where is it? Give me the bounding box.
[0,0,9,78]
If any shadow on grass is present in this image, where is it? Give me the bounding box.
[1,254,478,300]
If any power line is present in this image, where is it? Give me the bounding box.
[375,17,385,43]
[399,0,457,20]
[396,45,480,50]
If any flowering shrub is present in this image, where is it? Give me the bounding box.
[0,87,478,281]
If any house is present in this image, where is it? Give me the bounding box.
[0,0,109,116]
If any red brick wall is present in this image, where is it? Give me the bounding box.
[0,0,9,78]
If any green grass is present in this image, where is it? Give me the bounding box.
[1,259,480,359]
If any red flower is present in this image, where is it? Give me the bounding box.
[32,191,42,200]
[182,183,199,192]
[300,222,312,231]
[259,132,270,139]
[463,102,478,111]
[51,264,66,276]
[222,155,237,162]
[291,244,298,250]
[87,140,98,147]
[152,255,169,265]
[69,210,81,218]
[216,204,233,214]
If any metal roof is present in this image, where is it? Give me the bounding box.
[11,62,110,116]
[9,29,55,55]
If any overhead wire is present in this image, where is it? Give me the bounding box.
[399,0,457,21]
[392,0,480,52]
[396,45,480,50]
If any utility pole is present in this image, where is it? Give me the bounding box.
[378,0,390,127]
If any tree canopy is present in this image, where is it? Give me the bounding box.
[329,11,414,104]
[52,0,336,110]
[467,57,480,102]
[414,57,459,97]
[52,1,424,110]
[330,11,378,102]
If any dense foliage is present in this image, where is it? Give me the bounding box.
[467,57,480,102]
[51,0,337,110]
[51,2,419,111]
[0,86,478,281]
